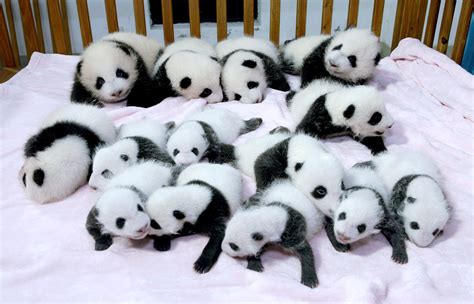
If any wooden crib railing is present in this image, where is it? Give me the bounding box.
[0,0,472,71]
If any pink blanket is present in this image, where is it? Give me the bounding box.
[1,38,473,303]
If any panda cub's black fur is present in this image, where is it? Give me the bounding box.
[126,136,175,165]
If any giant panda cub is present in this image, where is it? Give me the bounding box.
[71,32,163,107]
[287,81,393,155]
[253,134,349,252]
[167,108,262,165]
[281,28,380,87]
[19,104,116,203]
[217,37,290,103]
[372,150,450,247]
[153,38,223,103]
[89,119,175,191]
[86,161,176,251]
[146,163,242,273]
[222,180,324,288]
[334,163,408,263]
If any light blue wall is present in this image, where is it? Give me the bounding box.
[461,13,473,74]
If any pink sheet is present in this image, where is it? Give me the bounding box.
[1,38,473,303]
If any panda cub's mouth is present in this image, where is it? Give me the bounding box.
[375,131,384,135]
[104,89,131,103]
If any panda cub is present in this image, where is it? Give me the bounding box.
[153,38,223,103]
[217,37,290,103]
[19,104,116,203]
[287,81,393,155]
[89,120,175,190]
[86,161,176,251]
[334,163,408,264]
[222,180,324,288]
[281,28,380,87]
[372,150,450,247]
[167,108,262,165]
[146,163,242,273]
[71,32,163,107]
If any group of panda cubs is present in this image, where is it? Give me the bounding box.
[20,100,450,288]
[71,28,393,155]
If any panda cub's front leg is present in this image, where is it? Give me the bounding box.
[193,223,226,274]
[324,217,351,252]
[151,235,172,251]
[294,240,319,288]
[247,255,264,272]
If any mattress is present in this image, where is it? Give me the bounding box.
[0,38,473,303]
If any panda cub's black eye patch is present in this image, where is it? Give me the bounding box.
[407,196,416,203]
[101,169,112,179]
[343,104,355,119]
[347,55,357,68]
[150,219,161,229]
[116,68,129,79]
[295,162,303,172]
[333,44,343,51]
[338,212,346,221]
[22,173,26,186]
[180,77,192,89]
[173,210,185,220]
[200,88,212,98]
[173,149,179,156]
[234,94,241,101]
[247,81,259,89]
[137,204,144,212]
[312,186,327,199]
[95,77,105,90]
[191,148,199,156]
[410,221,420,230]
[242,60,257,68]
[120,154,129,161]
[357,224,366,233]
[368,112,382,125]
[33,169,44,186]
[252,232,264,241]
[432,229,439,236]
[116,217,126,229]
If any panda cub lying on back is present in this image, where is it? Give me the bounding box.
[217,37,290,103]
[71,32,163,107]
[146,163,242,273]
[19,104,116,203]
[153,38,224,103]
[280,28,380,87]
[222,180,324,288]
[287,81,393,155]
[334,163,408,263]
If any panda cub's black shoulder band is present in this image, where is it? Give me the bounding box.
[195,121,235,164]
[116,185,148,203]
[126,136,175,165]
[267,202,307,248]
[24,121,104,158]
[254,138,291,189]
[389,174,433,213]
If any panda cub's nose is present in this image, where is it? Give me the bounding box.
[112,90,123,97]
[200,88,212,98]
[229,242,239,251]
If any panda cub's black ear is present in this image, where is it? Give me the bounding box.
[173,210,185,220]
[76,61,83,75]
[343,104,355,119]
[180,77,192,89]
[374,53,381,66]
[242,60,257,68]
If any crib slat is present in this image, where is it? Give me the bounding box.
[269,0,281,45]
[0,3,15,67]
[391,0,404,50]
[19,0,40,58]
[216,0,227,41]
[76,0,92,47]
[60,0,72,54]
[133,0,146,35]
[452,0,473,63]
[161,0,174,44]
[371,0,384,37]
[295,0,307,37]
[414,0,428,39]
[189,0,201,38]
[5,0,19,66]
[423,0,440,47]
[32,0,45,52]
[47,0,68,54]
[321,0,333,34]
[347,0,359,28]
[436,0,456,54]
[399,0,413,41]
[104,0,119,33]
[407,0,421,38]
[244,0,254,36]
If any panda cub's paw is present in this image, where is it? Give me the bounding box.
[247,256,264,272]
[152,236,171,251]
[193,256,214,274]
[301,275,319,289]
[333,242,351,253]
[392,250,408,264]
[95,235,113,251]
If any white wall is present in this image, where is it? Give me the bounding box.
[4,0,462,61]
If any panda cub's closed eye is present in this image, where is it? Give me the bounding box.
[247,81,259,89]
[180,77,192,89]
[137,204,144,212]
[150,219,161,229]
[333,44,343,51]
[101,169,112,179]
[116,217,126,229]
[432,229,439,236]
[338,212,346,221]
[343,105,355,119]
[96,77,105,90]
[116,68,129,79]
[357,224,366,233]
[120,154,129,161]
[407,196,416,203]
[234,94,242,101]
[295,162,303,172]
[410,221,420,230]
[368,112,382,125]
[22,173,26,186]
[347,55,357,68]
[191,148,199,156]
[173,210,185,220]
[173,149,179,156]
[312,186,327,199]
[252,232,264,241]
[33,169,44,186]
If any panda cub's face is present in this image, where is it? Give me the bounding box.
[96,188,150,239]
[166,123,207,165]
[80,41,138,104]
[89,140,139,191]
[165,51,223,103]
[325,28,381,82]
[334,188,384,244]
[401,177,449,247]
[222,206,288,257]
[222,51,267,104]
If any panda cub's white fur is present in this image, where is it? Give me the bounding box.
[86,161,174,250]
[280,35,330,74]
[222,180,324,288]
[167,108,262,165]
[146,163,242,273]
[20,104,116,204]
[289,81,394,138]
[216,36,279,62]
[118,119,174,151]
[373,150,450,247]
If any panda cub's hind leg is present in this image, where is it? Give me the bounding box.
[240,118,264,135]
